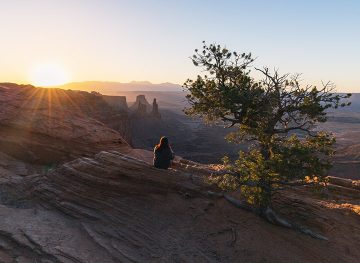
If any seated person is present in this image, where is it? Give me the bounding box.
[153,136,174,169]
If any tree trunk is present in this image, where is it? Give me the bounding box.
[223,194,328,240]
[259,143,272,209]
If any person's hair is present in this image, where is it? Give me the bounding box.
[156,136,170,152]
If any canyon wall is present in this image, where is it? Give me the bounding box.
[0,83,131,164]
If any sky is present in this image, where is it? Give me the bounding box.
[0,0,359,92]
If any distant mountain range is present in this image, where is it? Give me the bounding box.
[53,81,183,95]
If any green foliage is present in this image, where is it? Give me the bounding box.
[185,42,351,210]
[213,133,335,206]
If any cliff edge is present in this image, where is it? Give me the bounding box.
[0,151,358,262]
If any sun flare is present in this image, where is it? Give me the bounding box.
[29,64,69,87]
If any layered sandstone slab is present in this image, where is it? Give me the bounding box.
[0,151,357,262]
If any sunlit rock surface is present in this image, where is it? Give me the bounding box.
[0,83,131,164]
[0,151,358,262]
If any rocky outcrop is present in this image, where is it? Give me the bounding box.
[0,151,358,262]
[102,95,128,112]
[327,176,360,191]
[0,84,131,164]
[129,95,151,112]
[150,98,161,119]
[133,101,148,118]
[129,95,150,118]
[129,95,162,120]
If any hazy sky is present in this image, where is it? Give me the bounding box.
[0,0,359,91]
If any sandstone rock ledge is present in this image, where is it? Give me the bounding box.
[0,152,359,262]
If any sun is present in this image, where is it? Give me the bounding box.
[29,63,69,87]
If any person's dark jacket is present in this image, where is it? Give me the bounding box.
[153,146,174,169]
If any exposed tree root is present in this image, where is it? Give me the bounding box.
[217,193,328,240]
